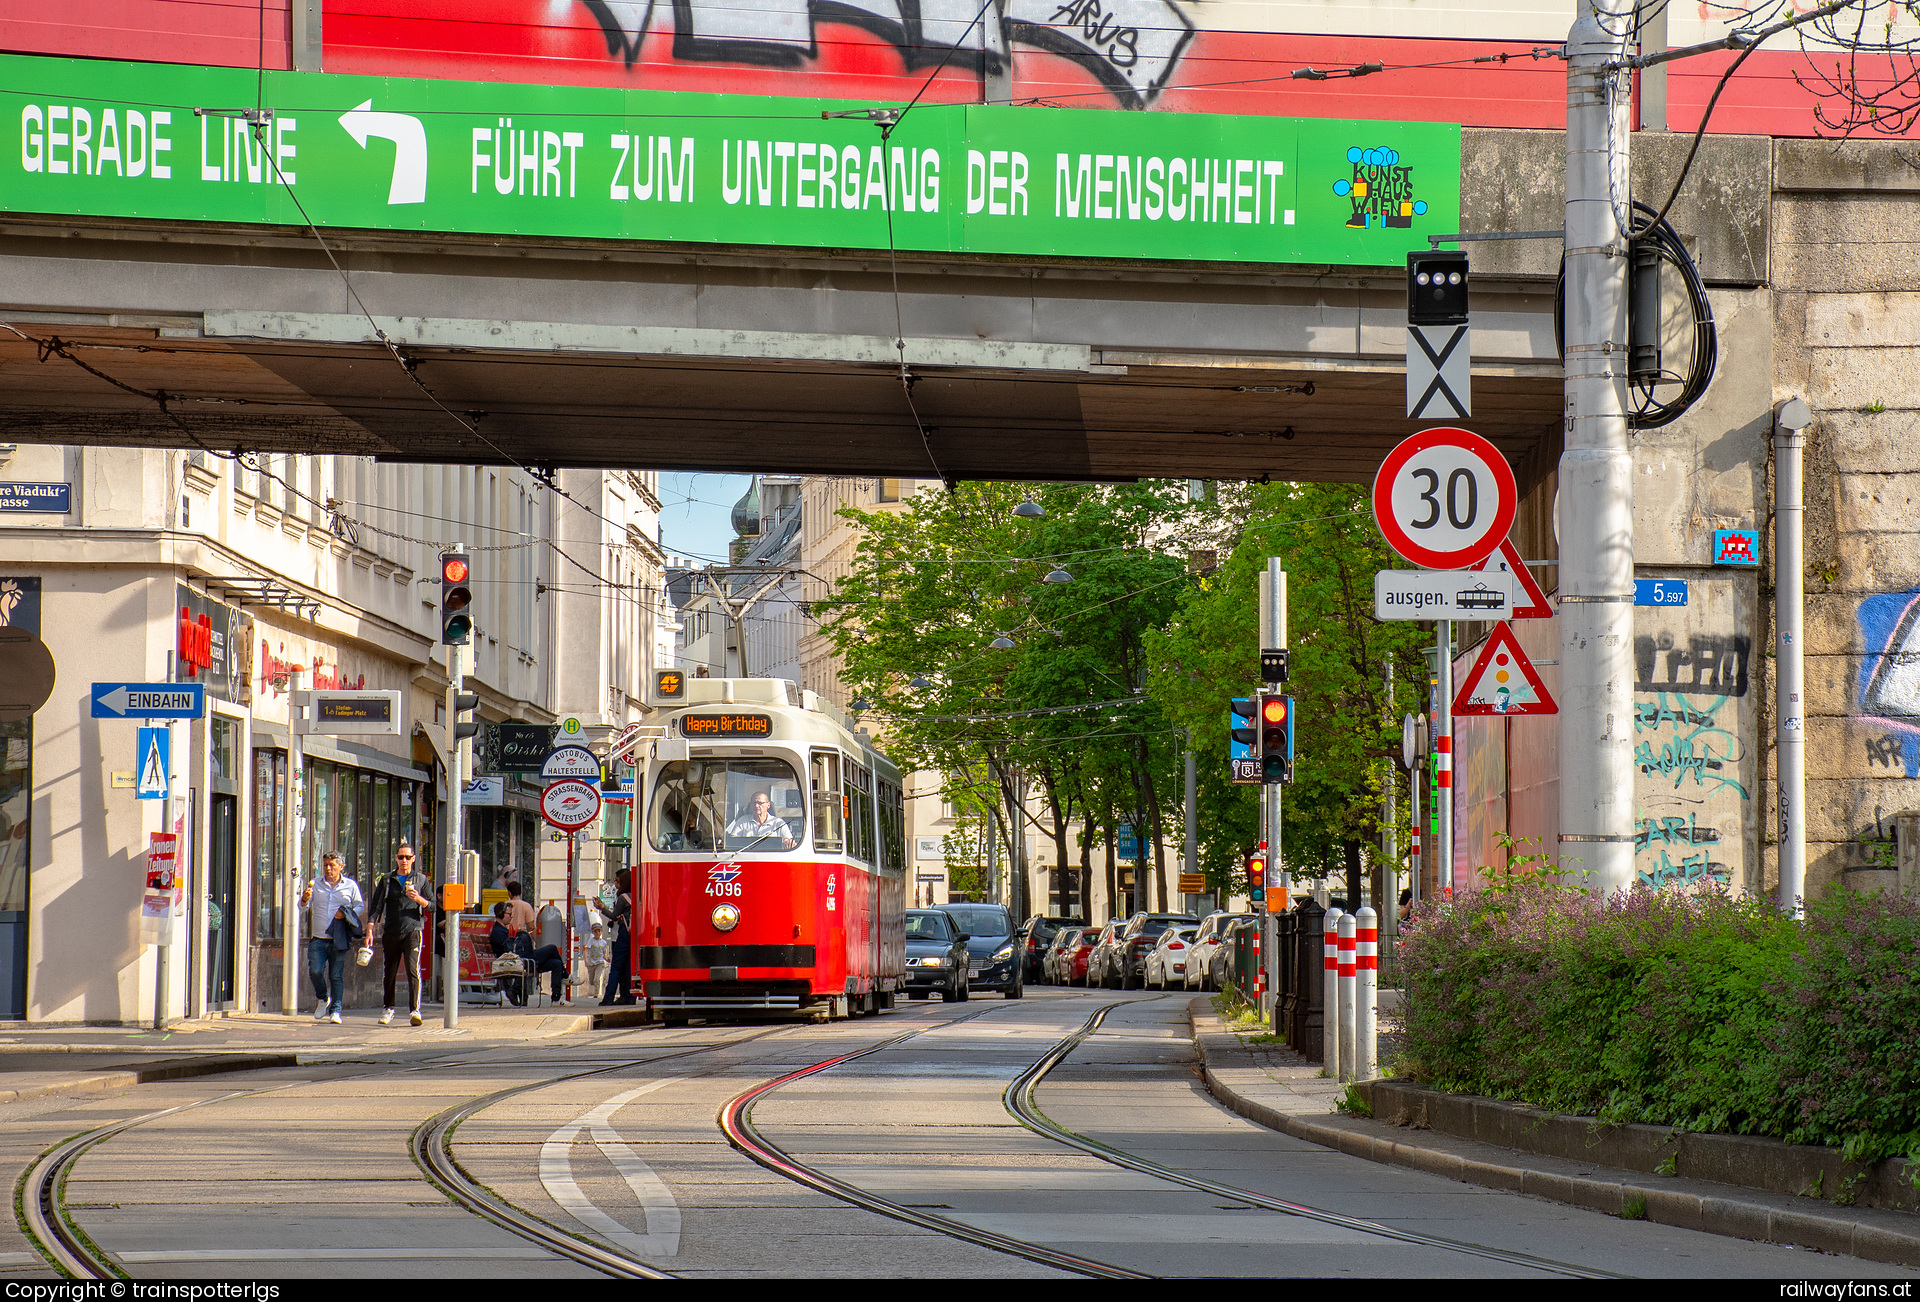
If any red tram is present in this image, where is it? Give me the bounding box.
[635,678,906,1021]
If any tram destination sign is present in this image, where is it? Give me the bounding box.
[681,713,773,738]
[1,53,1458,269]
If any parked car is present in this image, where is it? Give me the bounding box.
[903,909,970,1002]
[1018,915,1087,984]
[1112,912,1199,989]
[1144,925,1199,989]
[1062,927,1100,986]
[1084,920,1126,989]
[941,903,1022,998]
[1185,912,1252,992]
[1041,928,1083,984]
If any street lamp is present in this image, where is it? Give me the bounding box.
[989,634,1016,650]
[851,696,871,712]
[909,675,933,690]
[1043,568,1072,584]
[1013,500,1045,518]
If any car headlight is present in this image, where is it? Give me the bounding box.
[915,955,945,967]
[992,945,1015,961]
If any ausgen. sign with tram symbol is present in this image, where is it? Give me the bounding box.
[1371,426,1517,570]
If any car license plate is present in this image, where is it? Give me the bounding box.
[968,962,985,976]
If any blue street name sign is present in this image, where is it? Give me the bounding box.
[1634,579,1689,607]
[0,482,70,513]
[91,682,206,719]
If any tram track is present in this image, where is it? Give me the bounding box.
[1001,1000,1625,1281]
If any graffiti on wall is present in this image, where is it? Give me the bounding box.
[1634,631,1750,698]
[1633,691,1746,889]
[1857,584,1920,778]
[580,0,1196,108]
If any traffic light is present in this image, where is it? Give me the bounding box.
[1246,849,1266,905]
[440,551,474,645]
[1258,693,1293,784]
[1407,250,1469,326]
[1228,697,1257,755]
[452,690,480,744]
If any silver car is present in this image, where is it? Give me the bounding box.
[1184,912,1251,992]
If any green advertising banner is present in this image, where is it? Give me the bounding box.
[2,54,1458,266]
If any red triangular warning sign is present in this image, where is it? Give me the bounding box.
[1470,538,1551,619]
[1453,623,1558,716]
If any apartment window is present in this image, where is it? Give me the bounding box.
[876,478,901,503]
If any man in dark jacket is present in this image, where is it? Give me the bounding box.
[369,844,430,1025]
[597,868,633,1005]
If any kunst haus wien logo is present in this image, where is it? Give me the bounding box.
[1332,146,1427,230]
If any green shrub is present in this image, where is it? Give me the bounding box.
[1396,880,1920,1177]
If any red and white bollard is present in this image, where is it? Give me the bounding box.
[1337,912,1358,1083]
[1322,906,1343,1075]
[1356,906,1378,1080]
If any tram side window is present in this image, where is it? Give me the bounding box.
[811,750,843,852]
[847,761,874,865]
[650,758,804,853]
[878,778,905,876]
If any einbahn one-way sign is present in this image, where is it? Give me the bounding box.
[91,682,205,720]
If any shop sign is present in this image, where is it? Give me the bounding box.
[0,53,1459,270]
[173,585,251,705]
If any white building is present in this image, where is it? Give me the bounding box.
[0,442,662,1023]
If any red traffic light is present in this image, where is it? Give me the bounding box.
[1261,697,1287,725]
[442,556,470,584]
[1246,854,1266,885]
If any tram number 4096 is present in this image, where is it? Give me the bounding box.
[705,870,743,898]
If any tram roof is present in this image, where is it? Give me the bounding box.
[665,678,897,778]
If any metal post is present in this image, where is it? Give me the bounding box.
[1436,621,1454,893]
[1337,911,1357,1083]
[444,636,465,1029]
[1381,659,1398,963]
[1355,906,1378,1080]
[1322,906,1342,1077]
[1775,399,1813,913]
[281,666,308,1016]
[566,829,578,1003]
[1261,560,1287,1022]
[1183,746,1196,913]
[1561,4,1638,898]
[157,652,173,1031]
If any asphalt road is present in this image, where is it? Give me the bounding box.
[2,988,1913,1280]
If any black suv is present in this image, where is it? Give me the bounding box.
[940,903,1022,998]
[1017,915,1086,984]
[1113,912,1199,989]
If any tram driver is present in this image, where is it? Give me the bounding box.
[725,790,796,851]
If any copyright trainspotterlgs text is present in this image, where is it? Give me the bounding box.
[6,1286,280,1301]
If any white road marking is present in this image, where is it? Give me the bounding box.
[538,1078,682,1257]
[946,1212,1380,1245]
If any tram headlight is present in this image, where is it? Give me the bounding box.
[711,904,741,932]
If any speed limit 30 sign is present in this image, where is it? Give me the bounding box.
[1372,426,1517,569]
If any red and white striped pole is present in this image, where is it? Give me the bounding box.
[1337,911,1357,1083]
[1322,906,1342,1075]
[1355,905,1378,1080]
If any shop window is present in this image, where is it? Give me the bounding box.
[2,721,32,919]
[253,750,284,941]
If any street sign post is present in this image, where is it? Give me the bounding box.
[136,727,169,800]
[1374,569,1518,621]
[1452,624,1558,716]
[1407,324,1471,419]
[542,776,603,1003]
[1370,426,1517,570]
[540,744,600,782]
[91,682,205,720]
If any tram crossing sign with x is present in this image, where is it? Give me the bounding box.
[1407,325,1471,419]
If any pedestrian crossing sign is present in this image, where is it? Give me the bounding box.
[136,727,169,800]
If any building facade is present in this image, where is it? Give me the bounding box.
[0,443,661,1022]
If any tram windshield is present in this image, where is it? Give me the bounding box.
[649,758,805,853]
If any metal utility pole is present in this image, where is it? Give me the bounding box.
[281,665,308,1016]
[1436,621,1453,893]
[1381,659,1398,959]
[1560,3,1638,898]
[1775,398,1813,913]
[1183,745,1197,912]
[1260,560,1286,1021]
[444,631,467,1030]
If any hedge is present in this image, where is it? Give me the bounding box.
[1395,876,1920,1172]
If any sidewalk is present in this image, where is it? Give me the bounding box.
[0,1001,650,1103]
[1187,997,1920,1270]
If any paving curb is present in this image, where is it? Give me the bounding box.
[0,1053,299,1104]
[1188,1003,1920,1270]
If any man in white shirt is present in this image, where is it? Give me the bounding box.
[301,852,365,1024]
[725,792,795,850]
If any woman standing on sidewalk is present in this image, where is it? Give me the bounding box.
[302,852,364,1024]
